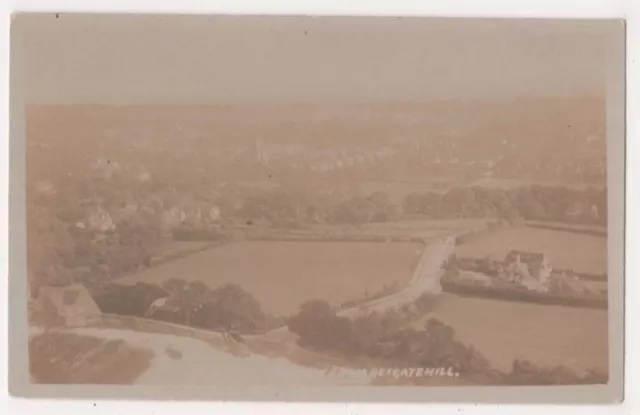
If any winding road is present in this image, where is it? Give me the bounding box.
[339,233,459,318]
[33,233,461,385]
[252,233,460,352]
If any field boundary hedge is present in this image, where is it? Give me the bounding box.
[440,278,608,309]
[147,241,229,268]
[247,234,427,244]
[525,223,607,237]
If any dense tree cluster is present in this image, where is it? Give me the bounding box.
[28,175,216,293]
[240,189,399,227]
[28,216,163,296]
[288,297,490,375]
[403,185,606,225]
[440,269,607,309]
[445,255,503,277]
[29,163,606,296]
[89,279,283,334]
[287,297,607,385]
[88,282,169,317]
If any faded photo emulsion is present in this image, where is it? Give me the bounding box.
[9,14,625,403]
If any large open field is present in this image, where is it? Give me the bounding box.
[416,294,608,375]
[455,226,607,275]
[118,241,423,316]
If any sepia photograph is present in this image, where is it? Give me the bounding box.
[8,14,625,402]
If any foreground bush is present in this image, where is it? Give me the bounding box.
[190,282,279,333]
[288,298,608,385]
[88,282,169,317]
[88,278,280,334]
[288,300,491,376]
[288,300,354,353]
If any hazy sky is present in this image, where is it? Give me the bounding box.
[14,14,615,104]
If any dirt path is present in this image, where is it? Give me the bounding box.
[29,233,460,385]
[242,233,460,365]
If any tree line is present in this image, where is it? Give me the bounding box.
[403,185,606,226]
[88,278,284,334]
[440,269,607,309]
[239,189,398,227]
[83,273,607,386]
[239,184,606,228]
[28,180,606,295]
[287,296,607,386]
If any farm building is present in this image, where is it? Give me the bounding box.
[31,284,102,327]
[503,250,553,291]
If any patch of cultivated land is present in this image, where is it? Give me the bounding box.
[415,294,608,375]
[455,226,607,275]
[118,241,423,316]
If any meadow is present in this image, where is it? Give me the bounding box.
[118,240,423,316]
[454,226,607,275]
[415,294,609,375]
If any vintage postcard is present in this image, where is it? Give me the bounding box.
[9,14,625,403]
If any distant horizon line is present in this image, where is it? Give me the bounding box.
[25,94,606,108]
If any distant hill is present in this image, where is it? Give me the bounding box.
[27,97,606,189]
